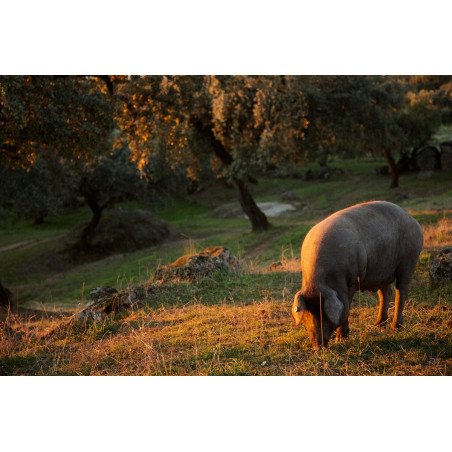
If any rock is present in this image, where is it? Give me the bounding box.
[75,286,146,321]
[153,246,240,283]
[440,141,452,171]
[89,286,118,301]
[429,247,452,286]
[67,208,171,262]
[254,202,296,217]
[413,146,441,172]
[75,310,106,322]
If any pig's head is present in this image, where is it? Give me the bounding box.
[291,290,344,350]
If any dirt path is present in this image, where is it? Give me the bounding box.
[0,236,64,254]
[0,240,35,253]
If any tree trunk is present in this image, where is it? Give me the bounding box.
[384,148,399,188]
[233,178,269,232]
[192,119,269,231]
[80,196,105,249]
[33,213,45,225]
[0,282,13,307]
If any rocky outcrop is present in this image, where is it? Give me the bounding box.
[413,146,441,173]
[66,208,171,262]
[74,286,147,321]
[429,247,452,286]
[73,246,241,322]
[153,246,240,283]
[440,141,452,171]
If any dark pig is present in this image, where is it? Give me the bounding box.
[292,201,423,350]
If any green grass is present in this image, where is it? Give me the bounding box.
[0,208,90,247]
[2,157,451,306]
[1,157,451,375]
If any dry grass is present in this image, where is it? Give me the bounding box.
[1,211,451,376]
[2,269,451,376]
[423,217,452,248]
[1,162,451,376]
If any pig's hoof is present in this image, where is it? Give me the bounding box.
[390,322,403,330]
[335,333,348,342]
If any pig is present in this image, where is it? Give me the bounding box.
[292,201,423,350]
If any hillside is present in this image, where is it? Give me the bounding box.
[1,158,451,375]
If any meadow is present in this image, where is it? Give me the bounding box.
[1,158,451,375]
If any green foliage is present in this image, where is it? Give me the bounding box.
[3,75,448,232]
[0,76,114,168]
[0,155,71,223]
[141,138,216,195]
[299,75,446,160]
[78,147,144,212]
[115,76,310,181]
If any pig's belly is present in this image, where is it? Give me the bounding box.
[359,268,396,292]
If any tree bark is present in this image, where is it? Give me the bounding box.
[233,177,269,231]
[384,148,399,188]
[192,119,269,231]
[98,75,114,95]
[80,196,105,249]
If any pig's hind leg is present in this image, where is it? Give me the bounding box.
[375,285,391,326]
[391,262,417,330]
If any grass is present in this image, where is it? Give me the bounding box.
[423,217,451,248]
[1,157,451,375]
[0,208,90,247]
[2,284,450,375]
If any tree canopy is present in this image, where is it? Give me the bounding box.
[1,75,450,230]
[0,75,114,168]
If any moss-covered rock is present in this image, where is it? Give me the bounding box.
[153,246,240,283]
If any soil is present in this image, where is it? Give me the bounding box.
[0,236,62,253]
[212,201,296,219]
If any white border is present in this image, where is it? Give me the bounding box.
[1,377,450,451]
[1,1,451,74]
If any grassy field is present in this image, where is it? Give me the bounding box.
[1,158,451,375]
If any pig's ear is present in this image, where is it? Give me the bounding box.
[324,292,344,326]
[292,291,306,326]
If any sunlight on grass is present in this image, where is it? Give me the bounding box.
[1,159,451,375]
